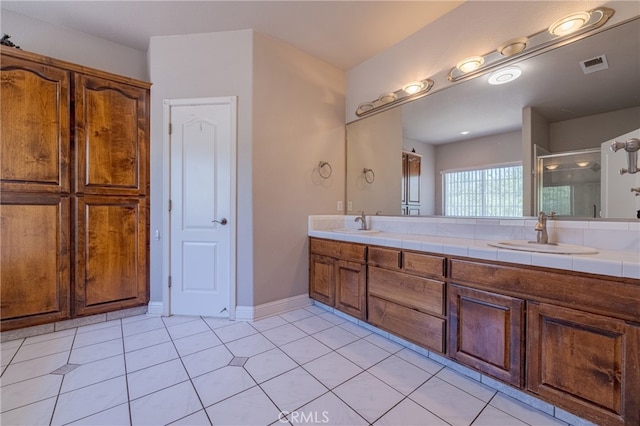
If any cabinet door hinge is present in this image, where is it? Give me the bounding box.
[168,123,172,135]
[168,199,172,212]
[168,275,172,288]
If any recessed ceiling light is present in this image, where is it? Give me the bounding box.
[456,56,484,73]
[488,66,522,85]
[549,11,591,36]
[461,131,470,135]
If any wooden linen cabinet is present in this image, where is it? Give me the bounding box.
[0,46,150,330]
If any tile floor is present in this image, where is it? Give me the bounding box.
[1,305,581,425]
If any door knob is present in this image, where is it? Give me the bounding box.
[212,218,227,225]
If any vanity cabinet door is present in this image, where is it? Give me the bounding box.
[309,253,336,307]
[335,260,366,320]
[527,302,640,426]
[448,284,524,387]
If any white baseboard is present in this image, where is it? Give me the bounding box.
[235,294,312,321]
[147,301,164,316]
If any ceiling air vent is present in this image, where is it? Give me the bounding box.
[580,55,608,74]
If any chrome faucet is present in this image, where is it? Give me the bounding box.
[535,211,555,244]
[355,211,367,230]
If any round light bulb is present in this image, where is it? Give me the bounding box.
[549,12,590,36]
[456,56,484,73]
[378,92,397,104]
[402,81,426,95]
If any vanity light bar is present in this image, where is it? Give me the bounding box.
[356,78,434,117]
[447,7,614,82]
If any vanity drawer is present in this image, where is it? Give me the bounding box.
[403,252,445,279]
[368,246,401,270]
[369,266,445,316]
[310,238,366,262]
[368,295,445,353]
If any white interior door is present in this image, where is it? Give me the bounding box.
[601,128,640,219]
[169,99,235,316]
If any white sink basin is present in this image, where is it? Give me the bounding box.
[488,240,598,255]
[331,228,380,235]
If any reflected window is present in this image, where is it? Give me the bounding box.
[541,186,571,216]
[443,164,523,216]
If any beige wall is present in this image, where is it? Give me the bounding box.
[435,130,522,215]
[346,108,403,216]
[0,10,147,80]
[148,30,254,305]
[550,107,640,152]
[252,32,345,305]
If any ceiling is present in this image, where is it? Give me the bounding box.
[0,1,462,71]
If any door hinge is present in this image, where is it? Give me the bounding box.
[168,199,172,212]
[168,275,172,288]
[168,123,172,135]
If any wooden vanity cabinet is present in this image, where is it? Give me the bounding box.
[527,302,640,426]
[367,246,446,352]
[448,284,524,386]
[309,238,367,319]
[0,47,150,331]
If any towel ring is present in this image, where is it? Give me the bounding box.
[318,161,332,179]
[363,168,375,183]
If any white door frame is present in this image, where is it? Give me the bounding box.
[162,97,237,319]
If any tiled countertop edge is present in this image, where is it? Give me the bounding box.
[308,229,640,280]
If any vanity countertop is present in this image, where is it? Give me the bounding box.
[308,229,640,280]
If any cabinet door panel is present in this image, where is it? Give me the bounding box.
[75,196,148,315]
[335,260,366,319]
[309,254,335,306]
[407,154,421,203]
[448,284,524,386]
[0,195,70,329]
[1,56,70,193]
[75,74,148,196]
[527,303,639,426]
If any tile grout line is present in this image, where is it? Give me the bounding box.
[49,324,79,425]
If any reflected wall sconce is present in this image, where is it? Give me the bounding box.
[356,78,434,117]
[318,161,332,179]
[447,7,613,83]
[363,168,376,183]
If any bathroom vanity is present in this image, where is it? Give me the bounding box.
[308,216,640,426]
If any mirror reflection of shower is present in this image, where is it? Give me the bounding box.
[610,138,640,174]
[537,148,601,218]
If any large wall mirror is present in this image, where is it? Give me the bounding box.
[346,17,639,220]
